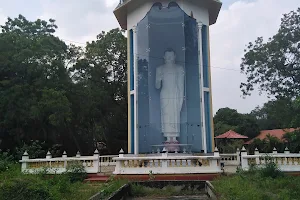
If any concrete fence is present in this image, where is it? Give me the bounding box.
[220,152,240,166]
[19,150,100,174]
[240,147,300,172]
[113,148,222,174]
[19,147,300,174]
[99,155,118,173]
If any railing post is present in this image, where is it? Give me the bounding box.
[119,148,124,158]
[93,149,99,173]
[241,146,248,170]
[273,147,277,154]
[162,148,168,169]
[46,151,52,169]
[46,151,52,159]
[284,147,290,154]
[284,147,290,165]
[62,151,67,168]
[21,151,29,172]
[214,147,219,157]
[214,147,220,170]
[254,148,260,164]
[236,148,241,165]
[114,149,125,174]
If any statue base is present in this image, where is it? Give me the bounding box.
[163,141,180,152]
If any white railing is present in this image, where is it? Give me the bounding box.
[220,152,240,166]
[99,155,118,173]
[99,155,118,166]
[241,147,300,172]
[19,150,99,174]
[113,149,222,174]
[20,147,300,175]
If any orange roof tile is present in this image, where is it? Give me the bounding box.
[245,128,297,144]
[215,130,248,139]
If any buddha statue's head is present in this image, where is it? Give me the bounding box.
[164,49,176,65]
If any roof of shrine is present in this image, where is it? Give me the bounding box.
[215,130,249,139]
[114,0,222,30]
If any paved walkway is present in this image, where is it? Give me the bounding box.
[224,166,238,173]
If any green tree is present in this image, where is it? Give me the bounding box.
[240,8,300,98]
[0,15,128,156]
[0,15,72,151]
[213,108,259,138]
[236,114,259,139]
[214,121,238,137]
[283,130,300,153]
[214,107,242,126]
[70,28,128,154]
[251,98,295,130]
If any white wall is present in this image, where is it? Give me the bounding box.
[127,0,210,30]
[177,0,209,25]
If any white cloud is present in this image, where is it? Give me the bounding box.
[105,0,119,8]
[39,0,119,44]
[0,9,6,26]
[210,0,300,114]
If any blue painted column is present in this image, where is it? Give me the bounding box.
[128,29,135,154]
[202,25,214,152]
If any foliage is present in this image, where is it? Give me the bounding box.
[49,144,63,158]
[214,164,299,200]
[96,179,129,199]
[0,15,127,156]
[214,121,238,137]
[251,98,300,130]
[283,130,300,153]
[131,183,205,197]
[240,8,300,98]
[0,164,102,200]
[217,139,244,153]
[259,156,284,179]
[15,140,46,160]
[214,107,259,138]
[82,28,128,154]
[248,135,285,154]
[0,177,52,200]
[0,150,14,173]
[65,161,87,183]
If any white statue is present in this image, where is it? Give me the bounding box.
[155,49,185,143]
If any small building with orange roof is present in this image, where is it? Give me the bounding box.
[245,128,297,144]
[215,130,249,139]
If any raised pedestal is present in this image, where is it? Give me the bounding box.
[113,150,221,175]
[163,141,180,152]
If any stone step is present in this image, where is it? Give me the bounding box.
[84,175,110,183]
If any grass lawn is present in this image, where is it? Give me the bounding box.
[213,165,300,200]
[0,164,102,200]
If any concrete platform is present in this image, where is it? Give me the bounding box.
[85,173,221,183]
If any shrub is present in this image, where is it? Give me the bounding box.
[46,175,73,198]
[0,150,14,173]
[15,140,46,160]
[0,163,102,200]
[0,177,52,200]
[65,161,87,183]
[260,160,284,178]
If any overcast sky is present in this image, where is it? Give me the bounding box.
[0,0,299,114]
